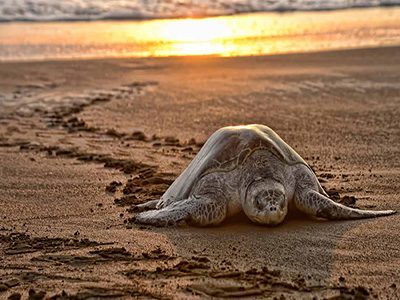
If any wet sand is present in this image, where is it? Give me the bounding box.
[0,47,399,299]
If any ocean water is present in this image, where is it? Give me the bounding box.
[1,0,400,21]
[0,4,400,61]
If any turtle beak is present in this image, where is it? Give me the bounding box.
[255,200,288,225]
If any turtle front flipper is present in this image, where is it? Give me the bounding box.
[134,196,227,227]
[134,199,160,212]
[133,206,189,226]
[295,189,396,220]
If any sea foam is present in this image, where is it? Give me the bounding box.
[1,0,400,22]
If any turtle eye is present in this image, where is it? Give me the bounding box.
[254,193,265,210]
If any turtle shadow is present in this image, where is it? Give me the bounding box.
[152,210,393,297]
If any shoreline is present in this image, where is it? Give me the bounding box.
[0,46,399,299]
[0,44,399,64]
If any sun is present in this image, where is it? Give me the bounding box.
[156,18,233,43]
[152,18,236,56]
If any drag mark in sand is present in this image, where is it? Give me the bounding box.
[0,232,104,256]
[0,228,180,299]
[122,254,374,299]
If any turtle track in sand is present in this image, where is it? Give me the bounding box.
[0,80,379,299]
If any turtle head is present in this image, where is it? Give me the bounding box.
[243,179,288,225]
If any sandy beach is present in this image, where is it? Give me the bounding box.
[0,46,399,299]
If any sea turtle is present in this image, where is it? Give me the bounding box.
[134,124,396,226]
